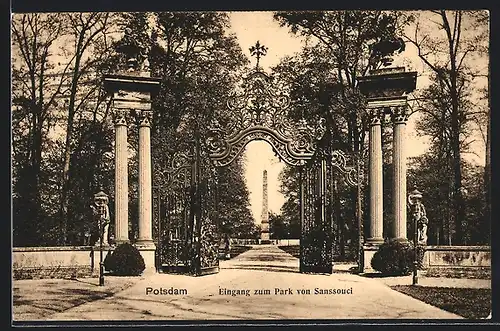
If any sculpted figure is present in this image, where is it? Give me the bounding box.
[408,189,429,245]
[91,192,110,246]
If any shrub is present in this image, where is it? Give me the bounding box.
[103,243,145,276]
[371,239,425,276]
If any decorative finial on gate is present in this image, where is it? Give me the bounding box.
[249,41,268,70]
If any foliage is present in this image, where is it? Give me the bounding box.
[403,10,489,244]
[11,13,119,246]
[269,212,285,239]
[371,239,425,276]
[103,243,145,276]
[408,155,489,245]
[144,12,251,242]
[277,165,301,239]
[217,157,257,238]
[272,11,405,259]
[11,12,252,247]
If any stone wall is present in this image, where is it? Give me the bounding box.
[13,245,158,279]
[229,238,300,246]
[422,246,491,278]
[12,246,113,279]
[362,245,491,275]
[422,246,490,268]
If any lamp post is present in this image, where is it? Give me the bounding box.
[413,212,418,285]
[94,191,109,286]
[408,189,423,285]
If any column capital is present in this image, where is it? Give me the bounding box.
[113,109,129,126]
[135,110,153,127]
[391,106,408,124]
[369,108,384,126]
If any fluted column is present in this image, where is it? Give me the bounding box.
[136,110,154,246]
[114,110,129,244]
[367,108,384,244]
[392,106,408,240]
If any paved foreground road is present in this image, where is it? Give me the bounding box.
[47,245,461,320]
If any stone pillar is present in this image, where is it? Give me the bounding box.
[260,170,270,243]
[367,108,384,244]
[136,110,154,246]
[392,106,408,240]
[114,110,129,244]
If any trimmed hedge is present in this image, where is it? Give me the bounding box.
[104,243,145,276]
[371,239,425,276]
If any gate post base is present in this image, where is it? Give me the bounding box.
[135,243,156,274]
[361,244,380,273]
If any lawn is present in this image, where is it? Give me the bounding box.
[219,245,252,260]
[278,245,299,258]
[13,276,139,321]
[229,245,252,258]
[391,285,491,319]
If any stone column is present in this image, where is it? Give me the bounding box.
[114,110,129,244]
[367,108,384,244]
[136,110,154,246]
[392,106,408,240]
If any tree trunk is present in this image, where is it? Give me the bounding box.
[483,106,491,243]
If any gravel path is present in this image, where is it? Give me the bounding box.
[35,245,462,321]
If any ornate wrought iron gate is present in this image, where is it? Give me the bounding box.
[155,64,358,276]
[155,141,220,276]
[300,153,332,273]
[300,144,358,273]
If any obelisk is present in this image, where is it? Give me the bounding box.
[260,170,270,244]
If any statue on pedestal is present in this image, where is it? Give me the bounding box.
[91,191,110,246]
[408,189,428,245]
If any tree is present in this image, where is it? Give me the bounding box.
[408,155,489,245]
[217,157,256,239]
[12,13,70,245]
[274,11,406,154]
[58,13,117,244]
[112,12,252,242]
[12,13,121,246]
[278,165,301,238]
[273,11,404,257]
[268,212,284,239]
[404,10,489,244]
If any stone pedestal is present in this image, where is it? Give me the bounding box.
[392,107,408,240]
[361,245,379,273]
[367,108,384,244]
[135,244,157,273]
[113,110,129,244]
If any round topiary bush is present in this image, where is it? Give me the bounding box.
[371,239,425,276]
[103,243,145,276]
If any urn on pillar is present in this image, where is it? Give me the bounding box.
[357,37,417,272]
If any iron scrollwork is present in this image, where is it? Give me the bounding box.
[164,152,193,190]
[331,150,358,187]
[207,69,327,166]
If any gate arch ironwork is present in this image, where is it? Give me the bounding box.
[206,69,327,167]
[157,54,360,276]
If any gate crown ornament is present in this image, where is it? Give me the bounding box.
[207,52,327,167]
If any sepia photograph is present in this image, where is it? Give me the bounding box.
[11,9,492,324]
